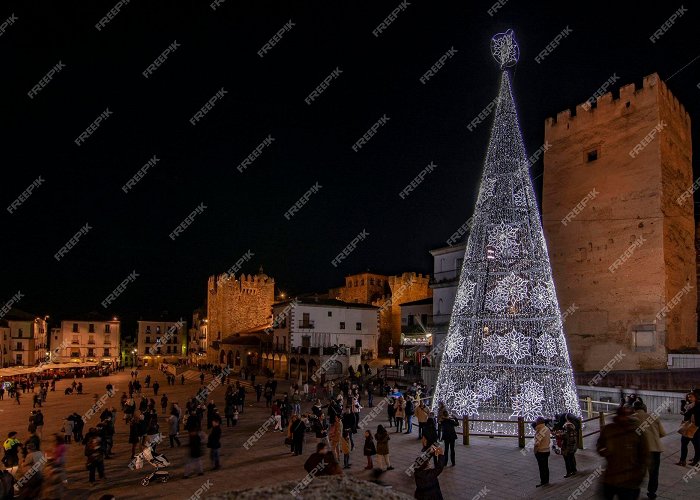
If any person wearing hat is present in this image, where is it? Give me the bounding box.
[533,416,551,488]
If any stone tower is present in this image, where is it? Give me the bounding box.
[207,268,275,363]
[543,73,696,371]
[374,272,432,349]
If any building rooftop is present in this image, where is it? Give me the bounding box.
[273,296,379,310]
[399,297,433,307]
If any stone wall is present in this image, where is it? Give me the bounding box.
[542,73,697,371]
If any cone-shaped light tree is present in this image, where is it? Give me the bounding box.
[432,30,580,433]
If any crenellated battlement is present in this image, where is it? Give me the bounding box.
[545,73,690,133]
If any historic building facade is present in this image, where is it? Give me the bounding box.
[543,73,697,371]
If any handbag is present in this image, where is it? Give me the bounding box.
[284,437,294,445]
[678,414,698,438]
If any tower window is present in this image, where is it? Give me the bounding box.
[586,149,598,163]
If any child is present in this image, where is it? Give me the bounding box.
[363,429,376,470]
[341,427,352,469]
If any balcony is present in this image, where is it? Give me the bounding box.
[71,340,80,345]
[87,340,95,345]
[298,320,314,329]
[104,340,111,345]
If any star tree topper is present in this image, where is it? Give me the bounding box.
[491,29,519,69]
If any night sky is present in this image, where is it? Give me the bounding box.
[2,1,698,334]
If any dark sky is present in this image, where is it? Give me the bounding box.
[2,1,698,334]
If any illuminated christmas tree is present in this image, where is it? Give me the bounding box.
[432,30,580,433]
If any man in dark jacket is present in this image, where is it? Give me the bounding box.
[438,412,458,467]
[206,418,221,470]
[597,406,649,499]
[412,444,445,500]
[405,398,415,434]
[303,442,342,476]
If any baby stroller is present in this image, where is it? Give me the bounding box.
[137,447,170,486]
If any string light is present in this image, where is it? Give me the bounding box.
[432,30,580,434]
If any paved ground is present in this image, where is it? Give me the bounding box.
[0,368,697,499]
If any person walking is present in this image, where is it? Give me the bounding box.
[405,397,415,434]
[634,400,665,499]
[160,394,168,414]
[291,414,306,456]
[207,418,221,470]
[533,417,551,488]
[395,398,405,433]
[153,381,160,396]
[677,391,700,467]
[181,374,185,385]
[34,410,44,439]
[560,417,578,478]
[83,429,105,483]
[341,427,352,469]
[168,412,181,448]
[363,429,376,470]
[1,432,21,474]
[375,424,393,471]
[184,428,206,478]
[597,406,649,499]
[440,411,458,467]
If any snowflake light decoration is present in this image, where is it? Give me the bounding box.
[530,283,553,311]
[563,385,580,414]
[486,273,529,312]
[478,177,497,203]
[443,335,464,361]
[488,222,520,258]
[498,328,531,363]
[520,378,545,403]
[475,377,498,400]
[491,29,519,69]
[482,332,501,357]
[535,334,558,361]
[513,186,527,207]
[453,388,480,417]
[510,379,545,421]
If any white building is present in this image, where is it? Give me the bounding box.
[56,315,120,365]
[429,242,467,364]
[263,297,379,381]
[137,319,187,366]
[0,310,48,367]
